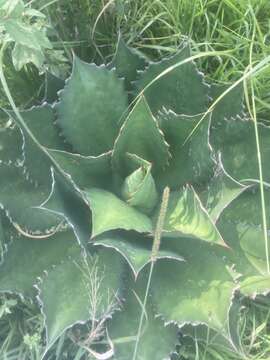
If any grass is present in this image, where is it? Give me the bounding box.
[0,0,270,359]
[2,0,270,116]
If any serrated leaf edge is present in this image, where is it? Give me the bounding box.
[93,242,184,279]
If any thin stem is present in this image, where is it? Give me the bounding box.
[132,261,154,360]
[132,187,170,360]
[247,18,269,273]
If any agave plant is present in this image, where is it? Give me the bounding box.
[0,37,270,359]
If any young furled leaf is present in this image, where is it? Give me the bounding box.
[121,162,158,215]
[112,96,170,176]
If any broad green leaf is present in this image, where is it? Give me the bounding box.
[135,44,208,114]
[57,56,128,156]
[0,120,23,165]
[0,228,79,297]
[112,96,170,176]
[45,50,69,79]
[108,288,178,360]
[39,169,91,247]
[0,164,62,234]
[240,275,270,296]
[157,111,214,189]
[3,19,52,50]
[39,248,124,353]
[121,163,158,214]
[200,157,249,223]
[24,8,46,18]
[110,34,147,92]
[94,231,184,277]
[12,43,45,71]
[162,186,226,246]
[85,188,153,237]
[142,237,235,333]
[219,188,270,275]
[0,0,24,17]
[48,149,112,190]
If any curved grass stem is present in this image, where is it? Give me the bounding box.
[244,16,270,274]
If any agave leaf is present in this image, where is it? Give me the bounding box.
[212,119,270,184]
[219,188,270,275]
[0,119,23,165]
[57,56,128,156]
[141,237,235,333]
[200,156,249,223]
[0,164,62,234]
[210,84,245,126]
[210,85,270,184]
[18,104,65,150]
[121,162,158,215]
[38,248,124,355]
[180,298,243,353]
[0,211,5,250]
[85,188,153,238]
[157,111,214,189]
[135,43,208,115]
[48,149,112,190]
[181,324,236,354]
[39,169,91,247]
[162,186,226,246]
[110,34,147,92]
[7,104,65,185]
[0,211,15,249]
[112,96,170,176]
[0,228,79,297]
[94,231,184,278]
[240,275,270,297]
[108,288,178,360]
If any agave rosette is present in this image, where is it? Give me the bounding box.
[0,37,270,359]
